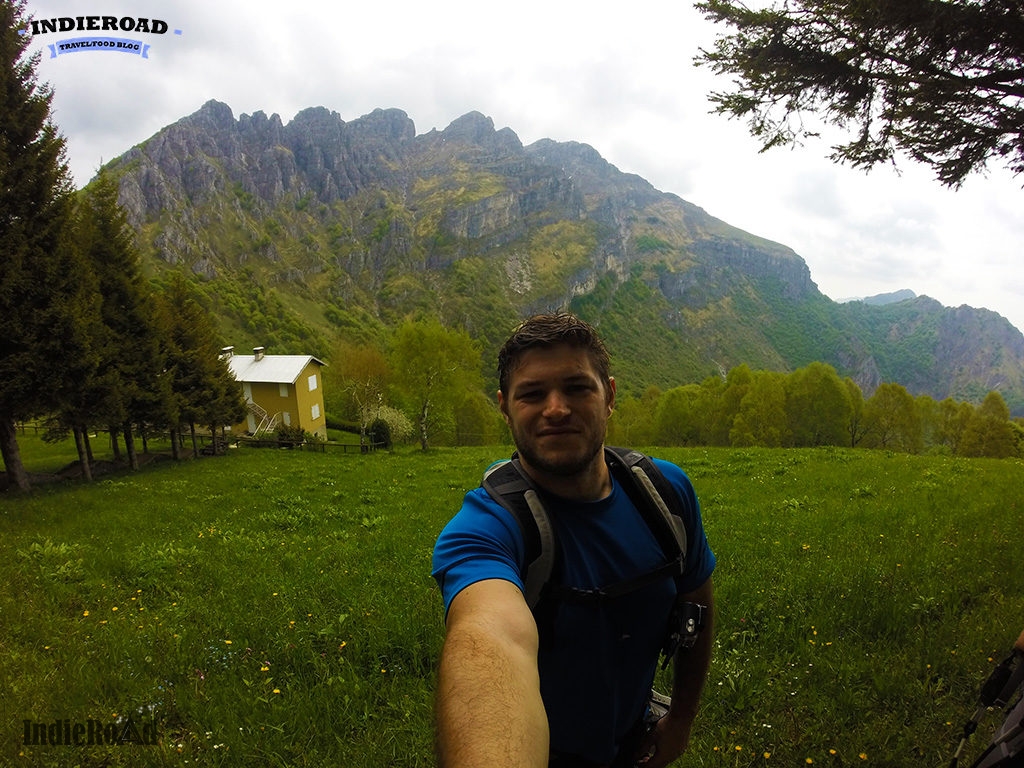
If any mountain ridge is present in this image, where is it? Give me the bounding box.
[97,100,1024,414]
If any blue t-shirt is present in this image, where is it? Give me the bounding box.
[432,457,715,763]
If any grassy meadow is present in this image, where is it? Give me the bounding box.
[2,436,1022,767]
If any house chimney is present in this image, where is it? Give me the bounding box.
[220,346,234,359]
[253,346,265,361]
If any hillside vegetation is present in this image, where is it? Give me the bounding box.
[97,100,1024,414]
[3,438,1022,766]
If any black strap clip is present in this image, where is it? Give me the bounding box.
[661,601,707,669]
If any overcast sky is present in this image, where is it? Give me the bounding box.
[23,0,1024,333]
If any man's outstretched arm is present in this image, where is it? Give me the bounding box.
[435,578,549,768]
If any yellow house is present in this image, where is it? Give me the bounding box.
[223,347,328,439]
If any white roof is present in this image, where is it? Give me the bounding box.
[227,354,326,385]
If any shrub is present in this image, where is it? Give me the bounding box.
[275,424,306,447]
[368,418,392,449]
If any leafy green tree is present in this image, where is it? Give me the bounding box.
[696,0,1024,186]
[915,394,941,452]
[699,365,754,446]
[610,386,661,446]
[843,377,869,447]
[653,385,703,447]
[934,397,974,454]
[695,375,728,445]
[326,340,391,446]
[731,370,788,447]
[389,318,482,450]
[1009,420,1024,457]
[863,382,922,453]
[784,362,850,447]
[453,391,504,446]
[0,0,95,491]
[960,391,1017,458]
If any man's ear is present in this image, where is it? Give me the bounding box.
[497,390,511,424]
[606,377,616,412]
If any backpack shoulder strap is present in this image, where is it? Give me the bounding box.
[482,448,691,609]
[481,458,556,610]
[605,447,707,666]
[604,446,688,563]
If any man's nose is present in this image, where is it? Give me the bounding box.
[542,391,570,418]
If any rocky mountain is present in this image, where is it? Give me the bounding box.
[99,100,1024,414]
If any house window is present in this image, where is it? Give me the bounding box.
[311,403,321,420]
[308,374,318,392]
[279,383,288,397]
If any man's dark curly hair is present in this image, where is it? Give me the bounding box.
[497,313,611,395]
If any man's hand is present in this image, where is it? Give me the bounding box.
[435,579,549,768]
[632,579,714,768]
[633,708,693,768]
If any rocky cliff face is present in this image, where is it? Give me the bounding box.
[97,100,1024,412]
[112,100,807,296]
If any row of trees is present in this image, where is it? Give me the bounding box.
[325,322,1021,459]
[609,362,1021,458]
[1,169,247,491]
[0,1,245,491]
[325,318,502,451]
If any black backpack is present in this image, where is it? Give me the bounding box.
[481,446,704,663]
[951,639,1024,767]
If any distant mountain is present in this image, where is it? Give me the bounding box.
[97,100,1024,414]
[839,289,918,306]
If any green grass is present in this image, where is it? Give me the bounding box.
[2,437,1022,767]
[5,427,122,475]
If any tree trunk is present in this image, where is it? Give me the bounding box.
[170,426,182,461]
[419,399,430,451]
[0,416,31,492]
[73,425,93,482]
[189,422,198,458]
[123,422,139,471]
[84,430,94,463]
[109,427,122,461]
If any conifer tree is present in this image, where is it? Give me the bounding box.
[79,172,167,470]
[697,0,1024,186]
[43,204,107,482]
[0,0,94,491]
[155,275,246,458]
